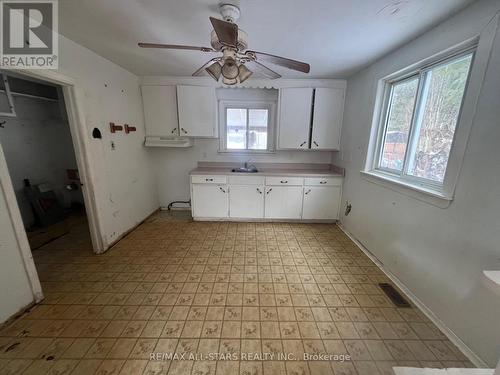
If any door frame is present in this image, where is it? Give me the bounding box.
[0,69,105,301]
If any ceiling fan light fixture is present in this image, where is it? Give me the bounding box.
[205,61,222,81]
[238,64,253,83]
[221,58,239,80]
[139,7,311,82]
[222,76,237,85]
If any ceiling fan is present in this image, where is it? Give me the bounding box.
[138,3,310,85]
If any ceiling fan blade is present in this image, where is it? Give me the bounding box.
[192,58,221,77]
[209,17,238,48]
[246,60,281,79]
[245,50,310,73]
[138,43,215,52]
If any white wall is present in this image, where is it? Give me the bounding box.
[0,94,82,228]
[334,0,500,366]
[141,77,344,206]
[56,35,159,246]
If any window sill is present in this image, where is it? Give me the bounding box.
[360,170,453,208]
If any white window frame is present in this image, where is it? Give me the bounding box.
[218,99,276,153]
[374,49,474,186]
[361,34,494,207]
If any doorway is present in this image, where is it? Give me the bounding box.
[0,70,102,301]
[0,74,87,246]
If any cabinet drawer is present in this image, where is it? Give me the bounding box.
[191,175,227,184]
[228,175,265,185]
[265,176,304,186]
[304,177,342,186]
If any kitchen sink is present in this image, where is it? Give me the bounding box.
[232,162,258,173]
[231,167,259,173]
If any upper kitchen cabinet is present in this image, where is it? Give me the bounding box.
[177,85,217,138]
[141,85,178,137]
[277,86,345,151]
[311,88,344,150]
[141,85,217,139]
[277,88,313,149]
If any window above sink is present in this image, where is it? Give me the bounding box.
[217,88,277,154]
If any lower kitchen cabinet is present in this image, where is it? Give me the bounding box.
[302,186,341,220]
[190,174,342,221]
[191,184,228,218]
[264,186,303,219]
[229,185,265,218]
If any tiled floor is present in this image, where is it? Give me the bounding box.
[0,212,472,375]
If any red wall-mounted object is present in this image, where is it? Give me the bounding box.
[109,122,123,133]
[124,124,137,134]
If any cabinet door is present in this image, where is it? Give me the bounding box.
[302,186,341,220]
[229,185,265,218]
[177,85,217,137]
[191,184,228,218]
[311,88,344,150]
[141,85,179,136]
[264,186,303,219]
[278,88,313,149]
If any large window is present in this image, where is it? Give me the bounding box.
[372,50,474,188]
[219,101,275,152]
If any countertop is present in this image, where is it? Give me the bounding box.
[189,167,343,178]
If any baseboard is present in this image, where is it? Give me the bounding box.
[193,217,337,223]
[0,301,36,328]
[105,208,159,251]
[337,223,487,368]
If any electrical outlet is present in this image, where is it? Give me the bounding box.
[345,201,352,216]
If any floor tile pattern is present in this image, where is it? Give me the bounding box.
[0,214,472,374]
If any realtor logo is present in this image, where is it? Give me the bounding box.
[0,0,58,69]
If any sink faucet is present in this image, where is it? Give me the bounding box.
[241,159,257,172]
[244,159,256,170]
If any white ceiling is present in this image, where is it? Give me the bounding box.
[59,0,476,78]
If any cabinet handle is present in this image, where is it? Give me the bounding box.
[181,127,188,134]
[305,189,312,195]
[266,188,273,194]
[205,178,214,182]
[319,181,327,184]
[171,128,177,134]
[256,188,262,194]
[219,187,226,193]
[299,141,306,147]
[313,141,319,147]
[280,180,288,184]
